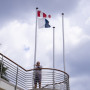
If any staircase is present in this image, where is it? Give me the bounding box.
[0,78,23,90]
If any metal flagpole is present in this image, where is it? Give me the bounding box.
[62,13,66,72]
[33,7,38,89]
[34,7,38,68]
[53,27,55,90]
[53,27,55,69]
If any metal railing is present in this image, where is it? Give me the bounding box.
[0,53,69,90]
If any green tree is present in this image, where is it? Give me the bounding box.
[0,61,9,81]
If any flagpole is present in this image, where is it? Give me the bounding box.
[34,7,38,68]
[53,27,55,90]
[53,27,55,69]
[62,13,66,72]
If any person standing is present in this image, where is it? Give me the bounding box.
[34,61,42,88]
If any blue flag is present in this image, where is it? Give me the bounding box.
[45,19,51,28]
[38,18,51,28]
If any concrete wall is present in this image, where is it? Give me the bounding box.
[0,78,23,90]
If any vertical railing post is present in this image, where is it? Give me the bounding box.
[53,69,55,90]
[67,76,70,90]
[32,69,34,89]
[64,75,69,90]
[25,71,28,90]
[15,66,18,90]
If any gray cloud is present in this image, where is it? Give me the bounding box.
[37,0,79,14]
[0,0,79,27]
[66,40,90,77]
[70,75,90,90]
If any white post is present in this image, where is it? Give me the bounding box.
[53,27,55,90]
[33,7,38,89]
[62,13,66,72]
[34,7,38,68]
[62,13,66,90]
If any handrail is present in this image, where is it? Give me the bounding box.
[27,68,69,78]
[0,53,69,76]
[0,53,69,90]
[0,53,26,71]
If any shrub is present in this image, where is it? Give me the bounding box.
[0,61,9,81]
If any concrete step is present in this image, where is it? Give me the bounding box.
[30,88,57,90]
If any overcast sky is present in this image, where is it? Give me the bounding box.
[0,0,90,90]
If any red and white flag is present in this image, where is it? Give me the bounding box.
[37,10,51,18]
[37,10,47,18]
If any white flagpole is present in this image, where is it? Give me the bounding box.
[62,13,66,72]
[53,27,55,90]
[53,27,55,69]
[34,7,38,68]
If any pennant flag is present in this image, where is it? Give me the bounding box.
[37,10,51,18]
[48,15,51,18]
[38,18,51,28]
[37,10,47,18]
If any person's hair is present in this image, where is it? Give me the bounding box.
[36,61,40,66]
